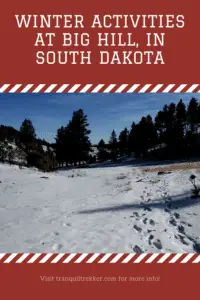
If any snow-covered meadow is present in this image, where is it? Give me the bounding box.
[0,162,200,253]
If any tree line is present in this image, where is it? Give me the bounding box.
[56,97,200,165]
[97,97,200,161]
[1,97,200,171]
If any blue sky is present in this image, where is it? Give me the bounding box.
[0,93,199,144]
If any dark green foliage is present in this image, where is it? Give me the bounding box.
[55,109,92,166]
[119,128,129,155]
[27,151,57,172]
[128,116,158,159]
[97,139,106,149]
[96,139,109,162]
[108,130,118,161]
[20,119,36,142]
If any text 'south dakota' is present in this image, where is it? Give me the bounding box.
[35,32,165,65]
[36,50,164,65]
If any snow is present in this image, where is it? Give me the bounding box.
[0,162,200,253]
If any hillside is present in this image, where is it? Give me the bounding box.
[0,125,56,168]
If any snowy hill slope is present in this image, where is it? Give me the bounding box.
[0,163,200,253]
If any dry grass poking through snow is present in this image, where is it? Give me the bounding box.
[140,161,200,173]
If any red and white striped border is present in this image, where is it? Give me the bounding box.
[1,84,200,93]
[0,253,199,263]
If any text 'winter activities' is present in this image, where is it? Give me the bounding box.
[15,14,185,65]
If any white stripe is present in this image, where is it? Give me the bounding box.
[79,84,93,93]
[185,84,199,93]
[138,84,152,93]
[180,253,195,263]
[16,253,30,263]
[122,253,135,263]
[86,253,100,263]
[51,253,65,263]
[98,253,112,263]
[169,253,183,263]
[39,253,54,263]
[192,255,200,263]
[0,84,10,92]
[133,254,148,263]
[174,84,187,93]
[44,84,57,93]
[68,84,81,93]
[150,84,164,93]
[56,84,69,93]
[63,253,77,263]
[103,84,116,93]
[21,84,34,93]
[1,83,199,94]
[157,253,171,263]
[162,84,175,93]
[4,253,18,263]
[91,84,105,93]
[115,84,128,93]
[0,253,6,260]
[75,253,88,263]
[126,84,140,93]
[145,253,160,263]
[9,84,22,93]
[32,84,46,93]
[110,253,124,263]
[27,253,42,263]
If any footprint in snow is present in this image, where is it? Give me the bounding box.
[148,234,154,245]
[143,218,148,224]
[153,239,162,250]
[149,219,155,226]
[175,234,189,246]
[177,225,185,234]
[52,232,59,236]
[133,245,143,253]
[133,225,142,233]
[52,243,63,251]
[193,242,200,253]
[133,212,140,218]
[173,212,180,219]
[181,221,192,227]
[169,217,177,227]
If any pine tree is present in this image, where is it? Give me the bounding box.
[155,110,165,143]
[55,126,66,166]
[175,99,186,140]
[20,119,36,140]
[118,128,129,155]
[97,139,105,150]
[109,130,117,149]
[66,109,92,166]
[19,119,36,151]
[97,139,109,161]
[187,98,198,133]
[109,130,118,160]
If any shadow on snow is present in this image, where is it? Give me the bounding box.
[78,191,200,214]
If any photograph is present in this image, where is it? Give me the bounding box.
[0,92,200,253]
